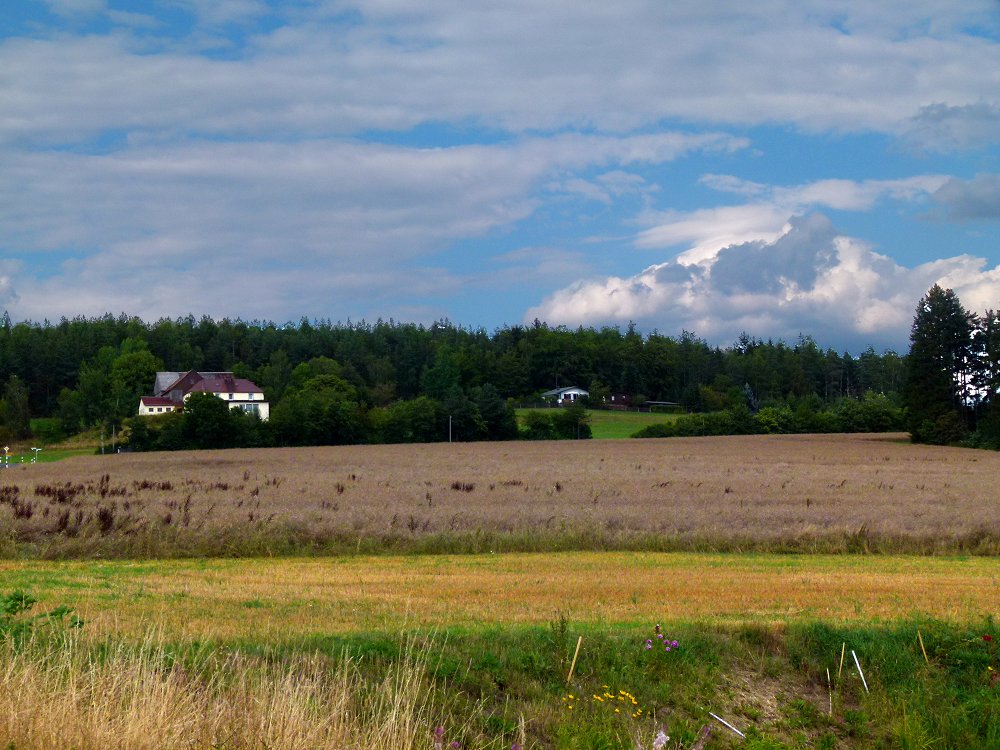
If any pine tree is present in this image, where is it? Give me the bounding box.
[2,375,31,440]
[904,285,977,443]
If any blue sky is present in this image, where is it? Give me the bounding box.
[1,1,999,352]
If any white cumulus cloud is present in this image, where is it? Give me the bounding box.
[528,213,1000,351]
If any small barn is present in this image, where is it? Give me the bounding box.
[540,386,589,405]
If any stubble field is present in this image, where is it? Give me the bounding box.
[1,433,998,557]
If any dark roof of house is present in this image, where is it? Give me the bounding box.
[187,376,264,395]
[139,396,177,407]
[157,370,233,396]
[149,370,266,406]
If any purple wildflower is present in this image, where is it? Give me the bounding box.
[665,645,671,652]
[672,640,679,648]
[645,639,653,650]
[451,742,461,749]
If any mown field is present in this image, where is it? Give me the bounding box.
[0,553,996,640]
[1,435,998,749]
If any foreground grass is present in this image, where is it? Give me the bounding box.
[1,553,996,748]
[0,631,456,750]
[1,615,997,749]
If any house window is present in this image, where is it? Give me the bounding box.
[157,407,163,412]
[148,407,154,413]
[248,393,254,400]
[228,393,234,400]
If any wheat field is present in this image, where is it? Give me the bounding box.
[1,433,998,556]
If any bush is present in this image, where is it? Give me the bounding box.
[29,418,64,445]
[0,590,83,643]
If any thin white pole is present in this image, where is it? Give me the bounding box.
[851,650,869,693]
[709,712,745,738]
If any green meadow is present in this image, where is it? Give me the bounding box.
[517,408,679,439]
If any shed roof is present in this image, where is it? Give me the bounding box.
[541,386,588,397]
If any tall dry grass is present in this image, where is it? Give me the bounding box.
[0,633,471,750]
[1,433,998,556]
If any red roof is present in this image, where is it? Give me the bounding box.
[140,397,177,407]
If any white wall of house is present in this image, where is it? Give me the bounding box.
[138,400,179,416]
[228,400,270,420]
[182,391,269,420]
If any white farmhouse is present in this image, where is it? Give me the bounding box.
[138,370,270,420]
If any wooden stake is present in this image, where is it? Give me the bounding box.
[826,667,833,716]
[917,630,929,664]
[566,636,583,683]
[852,650,869,693]
[838,642,846,680]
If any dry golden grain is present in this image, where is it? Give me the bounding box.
[1,434,997,555]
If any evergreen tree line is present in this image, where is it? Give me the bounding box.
[0,311,909,448]
[903,284,1000,447]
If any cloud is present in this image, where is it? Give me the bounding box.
[931,174,1000,220]
[0,131,737,321]
[549,171,656,205]
[905,102,1000,152]
[636,204,791,264]
[527,214,1000,351]
[0,275,17,311]
[700,174,949,212]
[490,246,591,284]
[39,0,106,18]
[635,174,949,266]
[2,2,999,144]
[2,0,998,338]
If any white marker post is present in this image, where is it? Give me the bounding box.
[826,667,833,715]
[851,650,869,693]
[708,712,746,738]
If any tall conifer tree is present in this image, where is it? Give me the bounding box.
[904,285,977,443]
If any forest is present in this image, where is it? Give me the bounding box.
[0,307,913,450]
[1,284,995,450]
